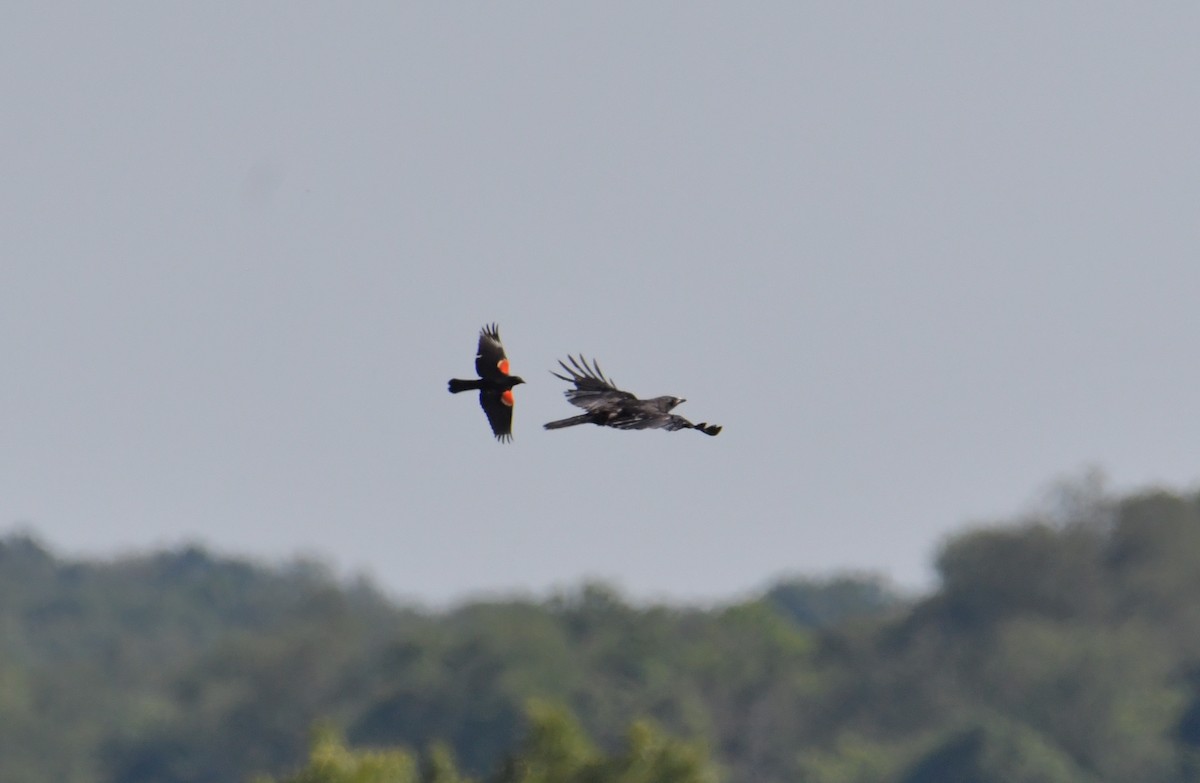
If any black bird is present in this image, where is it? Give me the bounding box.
[448,324,525,442]
[544,355,721,436]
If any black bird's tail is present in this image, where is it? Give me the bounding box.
[693,422,722,436]
[448,378,482,394]
[543,414,594,430]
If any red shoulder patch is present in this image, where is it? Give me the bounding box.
[497,358,510,375]
[501,389,515,406]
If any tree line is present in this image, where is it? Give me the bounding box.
[3,479,1200,782]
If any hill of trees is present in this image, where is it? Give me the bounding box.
[3,480,1200,782]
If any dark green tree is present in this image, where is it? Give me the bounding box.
[898,719,1095,783]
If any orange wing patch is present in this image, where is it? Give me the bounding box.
[497,358,510,375]
[501,389,515,406]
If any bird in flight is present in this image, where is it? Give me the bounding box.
[448,324,525,442]
[544,355,722,436]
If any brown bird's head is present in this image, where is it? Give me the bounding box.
[648,395,685,413]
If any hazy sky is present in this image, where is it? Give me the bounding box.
[3,4,1197,605]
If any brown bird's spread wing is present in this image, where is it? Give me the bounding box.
[551,355,636,412]
[546,355,721,436]
[607,406,683,431]
[608,411,721,436]
[475,323,512,381]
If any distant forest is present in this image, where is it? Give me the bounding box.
[4,480,1200,783]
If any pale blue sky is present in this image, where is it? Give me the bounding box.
[3,4,1197,604]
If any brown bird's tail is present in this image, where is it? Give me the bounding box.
[543,414,594,430]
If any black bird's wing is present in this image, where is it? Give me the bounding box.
[551,355,637,412]
[475,324,513,381]
[478,389,515,442]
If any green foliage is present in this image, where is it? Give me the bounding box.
[795,732,936,783]
[898,718,1096,783]
[763,574,899,629]
[969,619,1181,779]
[421,743,471,783]
[258,704,716,783]
[254,725,420,783]
[935,522,1108,625]
[7,479,1200,783]
[493,701,596,783]
[494,702,718,783]
[587,717,719,783]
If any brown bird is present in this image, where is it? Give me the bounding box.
[544,355,721,436]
